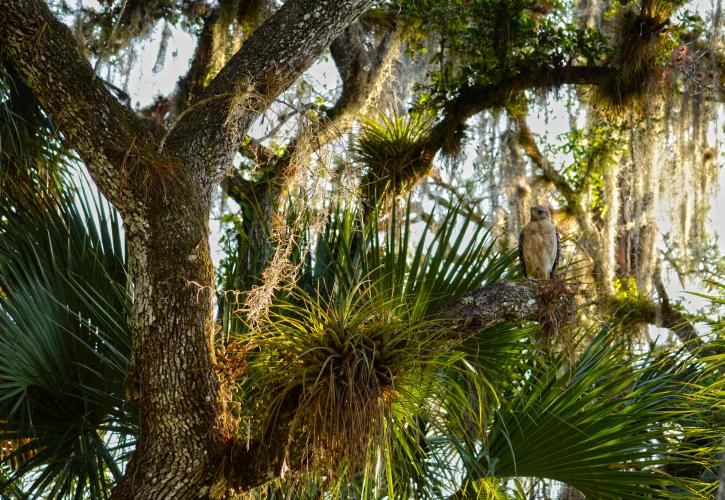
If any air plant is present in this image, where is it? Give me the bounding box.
[353,111,434,211]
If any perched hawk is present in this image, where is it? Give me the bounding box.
[519,205,560,279]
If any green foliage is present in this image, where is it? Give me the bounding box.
[306,201,513,315]
[0,61,68,215]
[250,286,456,472]
[229,199,720,497]
[2,0,722,497]
[0,177,133,499]
[1,177,721,498]
[398,0,614,108]
[353,111,434,207]
[550,122,626,214]
[235,201,516,481]
[456,329,721,498]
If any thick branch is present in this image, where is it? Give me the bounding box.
[163,0,374,167]
[174,1,273,113]
[440,280,574,331]
[327,19,397,124]
[0,0,158,212]
[174,4,229,110]
[223,389,305,492]
[223,20,399,205]
[420,65,610,162]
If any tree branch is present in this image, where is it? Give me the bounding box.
[173,3,230,111]
[427,176,487,225]
[420,65,610,162]
[174,1,273,113]
[440,280,574,331]
[327,19,397,124]
[0,0,159,212]
[239,138,278,165]
[163,0,374,169]
[514,117,575,198]
[222,19,399,206]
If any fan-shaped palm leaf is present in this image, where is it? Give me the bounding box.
[453,329,720,499]
[1,62,68,211]
[0,176,133,499]
[235,200,521,495]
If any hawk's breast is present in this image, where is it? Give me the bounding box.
[521,220,558,279]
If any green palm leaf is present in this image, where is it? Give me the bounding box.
[236,199,521,496]
[0,176,133,499]
[454,330,720,499]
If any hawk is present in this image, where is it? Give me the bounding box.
[519,205,560,279]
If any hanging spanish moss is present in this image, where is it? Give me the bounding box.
[598,136,623,296]
[617,111,664,297]
[472,113,510,241]
[566,0,722,298]
[659,84,721,281]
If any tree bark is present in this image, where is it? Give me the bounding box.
[1,0,374,496]
[114,180,221,498]
[441,280,575,331]
[163,0,376,168]
[0,0,157,213]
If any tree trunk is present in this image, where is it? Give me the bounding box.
[0,0,376,495]
[112,177,222,498]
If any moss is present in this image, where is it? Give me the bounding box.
[533,277,576,347]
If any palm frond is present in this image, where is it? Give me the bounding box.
[0,174,133,499]
[236,199,519,493]
[0,61,68,211]
[306,200,514,316]
[455,329,720,498]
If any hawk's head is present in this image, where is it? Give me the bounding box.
[530,205,550,221]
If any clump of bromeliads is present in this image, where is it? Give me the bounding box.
[244,280,461,479]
